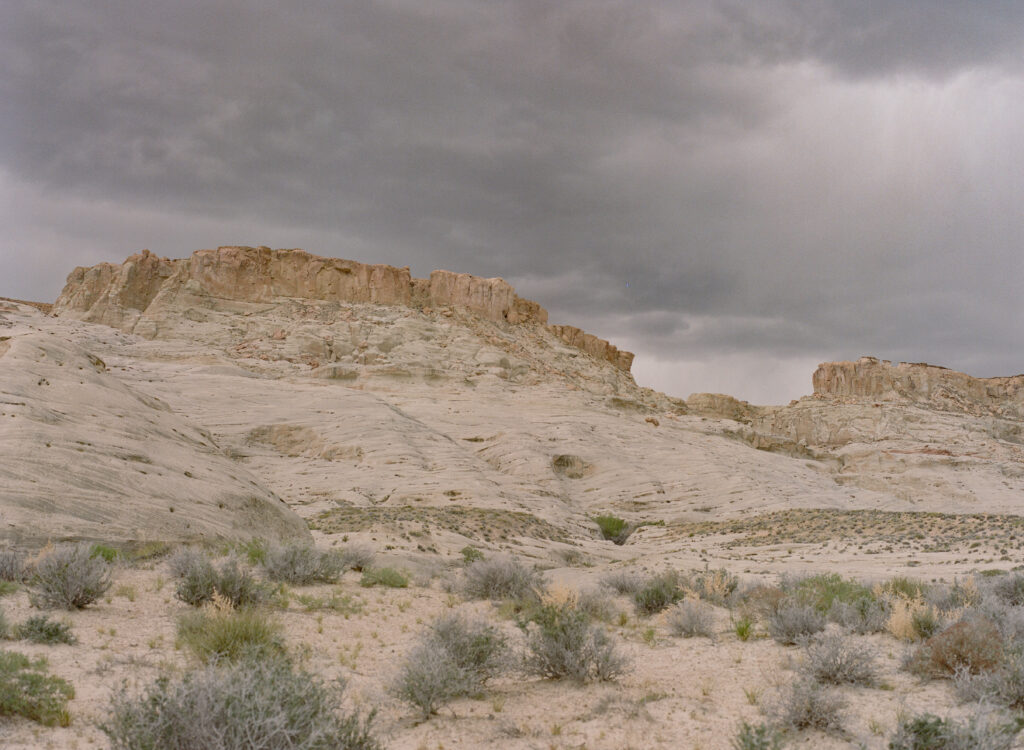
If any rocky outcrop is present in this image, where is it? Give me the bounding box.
[547,324,634,371]
[54,247,632,372]
[813,356,1024,419]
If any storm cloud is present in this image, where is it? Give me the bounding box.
[2,1,1022,402]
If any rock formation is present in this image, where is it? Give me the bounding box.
[54,247,632,371]
[0,301,309,547]
[813,356,1024,419]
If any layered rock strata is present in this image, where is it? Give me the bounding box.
[813,356,1024,419]
[54,247,632,371]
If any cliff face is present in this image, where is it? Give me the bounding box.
[813,356,1024,418]
[54,247,632,371]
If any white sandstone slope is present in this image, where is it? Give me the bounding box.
[0,300,308,547]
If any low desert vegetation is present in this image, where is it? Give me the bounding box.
[28,543,113,610]
[13,614,76,645]
[0,549,26,582]
[521,602,629,682]
[0,650,75,727]
[906,617,1005,678]
[102,654,381,750]
[359,566,409,588]
[766,600,826,645]
[262,542,346,584]
[769,676,846,734]
[462,555,543,601]
[732,720,783,750]
[176,599,285,664]
[633,570,684,615]
[667,599,716,639]
[392,612,509,717]
[169,549,267,608]
[889,707,1023,750]
[800,631,877,686]
[594,514,631,545]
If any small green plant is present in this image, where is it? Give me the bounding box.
[90,543,121,563]
[236,538,269,565]
[633,571,683,615]
[176,606,285,664]
[789,573,874,614]
[359,567,409,588]
[29,543,113,610]
[460,546,485,564]
[0,650,75,726]
[15,616,76,645]
[889,708,1022,750]
[0,581,18,597]
[733,616,754,641]
[594,515,631,545]
[732,720,782,750]
[689,568,739,605]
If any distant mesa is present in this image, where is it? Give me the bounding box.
[53,246,634,372]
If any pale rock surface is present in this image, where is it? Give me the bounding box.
[0,300,308,546]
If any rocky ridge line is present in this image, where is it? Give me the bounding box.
[54,247,633,372]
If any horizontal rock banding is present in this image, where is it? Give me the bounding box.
[54,246,632,371]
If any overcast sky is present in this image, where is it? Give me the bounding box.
[2,1,1022,403]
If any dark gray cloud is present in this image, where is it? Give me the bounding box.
[2,1,1023,403]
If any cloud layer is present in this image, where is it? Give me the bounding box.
[3,1,1023,402]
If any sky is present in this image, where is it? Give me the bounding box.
[2,1,1023,404]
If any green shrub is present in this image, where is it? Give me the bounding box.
[732,720,782,750]
[633,571,683,616]
[101,656,381,750]
[236,538,269,565]
[15,615,76,645]
[359,567,408,588]
[90,543,121,563]
[460,546,484,564]
[0,581,18,597]
[522,603,628,682]
[173,556,267,608]
[29,543,113,610]
[907,618,1004,678]
[594,515,631,545]
[878,576,928,601]
[911,606,942,640]
[263,543,344,585]
[789,573,874,614]
[462,556,542,600]
[176,607,285,664]
[0,651,74,726]
[392,613,508,717]
[889,709,1022,750]
[0,606,7,639]
[733,616,753,641]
